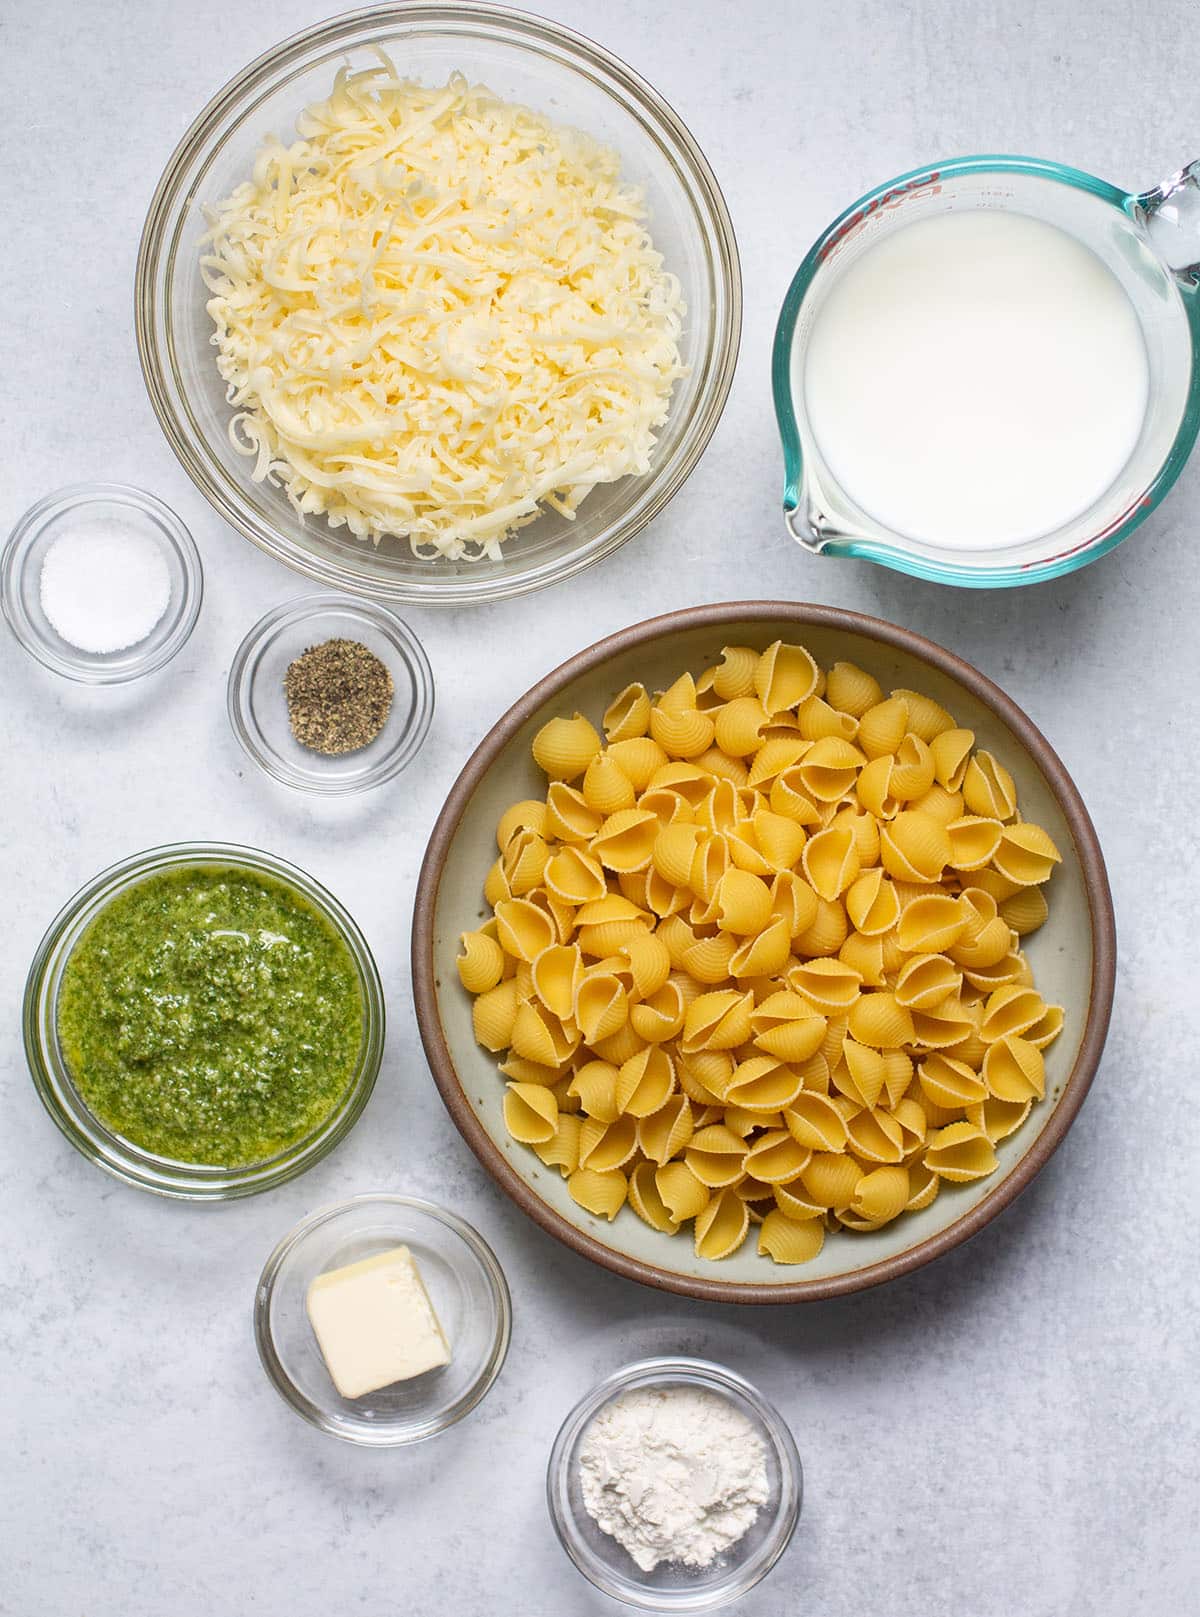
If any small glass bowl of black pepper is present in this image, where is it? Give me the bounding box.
[228,593,434,793]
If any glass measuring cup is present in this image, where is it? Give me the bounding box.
[772,155,1200,587]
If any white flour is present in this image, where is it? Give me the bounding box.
[578,1386,770,1572]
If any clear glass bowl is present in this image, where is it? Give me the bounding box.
[255,1195,512,1445]
[548,1357,802,1611]
[136,4,741,606]
[23,844,385,1199]
[228,593,435,794]
[2,483,202,682]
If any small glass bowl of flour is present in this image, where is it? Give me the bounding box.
[548,1357,801,1610]
[2,484,201,683]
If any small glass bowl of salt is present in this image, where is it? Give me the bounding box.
[1,483,201,683]
[547,1356,802,1611]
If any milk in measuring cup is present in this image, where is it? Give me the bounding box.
[803,210,1150,548]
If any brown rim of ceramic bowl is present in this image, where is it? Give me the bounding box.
[412,601,1116,1303]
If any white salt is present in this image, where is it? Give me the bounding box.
[40,520,172,655]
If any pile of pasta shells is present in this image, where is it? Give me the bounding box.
[457,641,1064,1266]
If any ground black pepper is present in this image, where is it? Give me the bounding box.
[285,638,394,756]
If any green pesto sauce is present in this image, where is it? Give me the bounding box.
[56,865,364,1167]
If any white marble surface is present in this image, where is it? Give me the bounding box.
[2,1,1198,1612]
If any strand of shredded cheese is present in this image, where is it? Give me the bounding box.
[200,64,687,559]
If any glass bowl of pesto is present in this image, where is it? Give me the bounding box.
[23,843,385,1199]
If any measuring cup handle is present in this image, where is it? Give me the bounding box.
[1134,161,1200,282]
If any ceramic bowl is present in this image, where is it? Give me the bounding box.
[412,603,1115,1301]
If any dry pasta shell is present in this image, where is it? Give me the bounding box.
[802,826,861,901]
[723,822,772,877]
[689,834,730,904]
[930,728,975,791]
[544,845,607,905]
[714,696,770,757]
[630,980,687,1044]
[511,1000,580,1067]
[499,1054,565,1087]
[787,957,862,1011]
[798,694,859,741]
[830,802,881,868]
[725,918,790,981]
[483,858,512,908]
[496,799,550,853]
[616,1046,676,1117]
[648,762,719,804]
[768,872,821,939]
[799,736,866,802]
[532,713,602,782]
[993,822,1062,886]
[784,1092,848,1152]
[545,782,602,844]
[960,950,1027,993]
[769,765,824,826]
[754,639,819,713]
[892,687,955,743]
[982,1034,1045,1101]
[857,696,910,761]
[591,808,659,873]
[650,704,715,759]
[615,933,670,1000]
[582,753,637,815]
[851,1164,910,1223]
[567,1166,628,1220]
[835,1039,885,1108]
[999,885,1049,936]
[758,1210,825,1264]
[918,1052,988,1109]
[533,1113,583,1176]
[457,930,505,994]
[574,972,629,1045]
[793,895,849,957]
[962,751,1017,820]
[501,830,551,896]
[753,1013,827,1066]
[744,1129,812,1184]
[881,1049,914,1109]
[908,995,974,1050]
[694,1187,751,1260]
[891,1095,926,1151]
[578,1112,638,1172]
[880,812,952,882]
[657,671,700,713]
[844,1108,905,1164]
[603,683,652,743]
[725,1056,805,1113]
[606,736,669,791]
[753,810,808,873]
[923,1121,998,1182]
[967,1093,1032,1142]
[682,989,754,1052]
[747,736,811,790]
[847,992,915,1050]
[568,1060,621,1123]
[713,868,773,935]
[651,823,703,891]
[947,816,1004,871]
[981,985,1045,1041]
[801,1151,862,1209]
[889,734,936,801]
[656,1161,711,1222]
[905,1160,940,1212]
[627,1160,680,1233]
[1024,1003,1064,1050]
[838,930,886,988]
[696,778,754,836]
[825,660,883,718]
[707,644,758,701]
[772,1182,826,1223]
[896,893,968,954]
[637,1095,694,1165]
[675,1048,731,1106]
[494,897,557,963]
[531,944,583,1021]
[503,1082,558,1146]
[472,979,520,1052]
[845,868,901,938]
[685,1124,748,1188]
[894,953,963,1011]
[590,1023,646,1066]
[910,784,965,826]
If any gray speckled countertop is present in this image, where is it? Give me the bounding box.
[2,2,1198,1612]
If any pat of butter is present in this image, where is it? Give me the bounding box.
[306,1245,451,1399]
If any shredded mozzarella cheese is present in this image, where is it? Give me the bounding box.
[200,65,687,559]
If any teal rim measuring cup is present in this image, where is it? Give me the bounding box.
[772,155,1200,587]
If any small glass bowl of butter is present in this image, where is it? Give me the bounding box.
[254,1194,511,1445]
